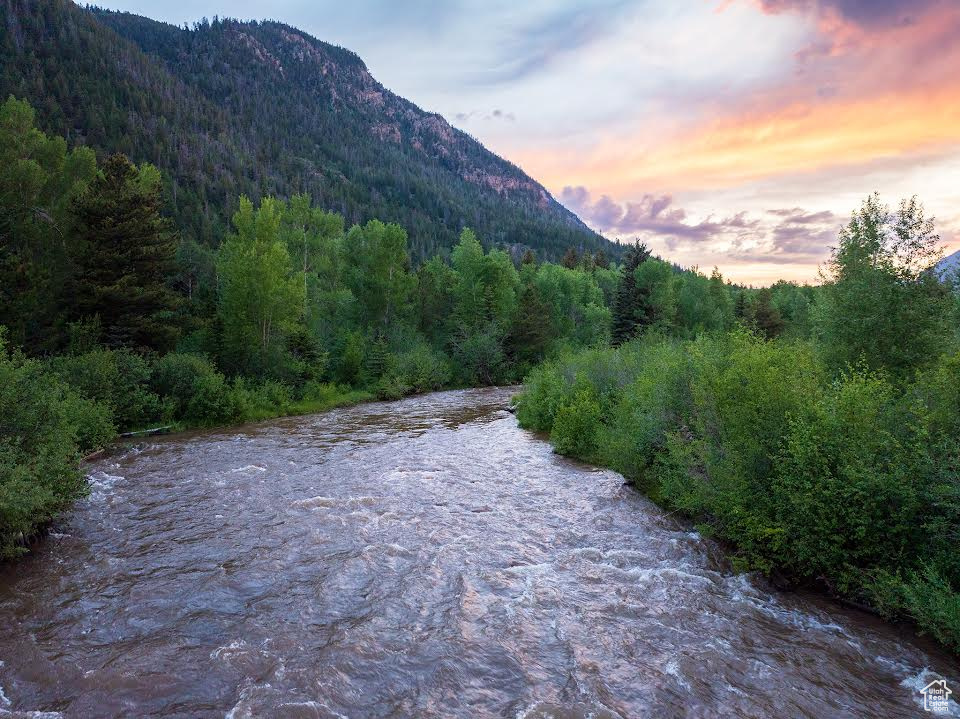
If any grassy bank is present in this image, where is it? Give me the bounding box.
[515,331,960,654]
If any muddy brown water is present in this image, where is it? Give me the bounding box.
[0,387,957,718]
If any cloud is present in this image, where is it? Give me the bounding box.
[766,207,839,255]
[757,0,944,28]
[561,186,761,245]
[561,186,842,266]
[467,0,638,86]
[453,108,516,124]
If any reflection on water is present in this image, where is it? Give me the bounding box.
[0,388,956,718]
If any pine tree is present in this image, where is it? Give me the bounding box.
[507,281,553,368]
[733,291,747,321]
[610,242,652,346]
[521,249,536,266]
[70,154,180,351]
[561,247,579,269]
[593,249,609,269]
[749,288,784,339]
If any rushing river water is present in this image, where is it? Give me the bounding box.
[0,387,957,718]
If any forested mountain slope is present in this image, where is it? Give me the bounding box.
[0,0,612,261]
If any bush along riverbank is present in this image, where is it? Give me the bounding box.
[515,330,960,654]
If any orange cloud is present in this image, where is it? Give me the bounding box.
[514,85,960,200]
[514,0,960,197]
[543,87,960,195]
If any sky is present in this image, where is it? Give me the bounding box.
[94,0,960,284]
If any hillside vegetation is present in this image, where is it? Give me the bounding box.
[0,0,612,262]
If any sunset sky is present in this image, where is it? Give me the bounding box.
[96,0,960,284]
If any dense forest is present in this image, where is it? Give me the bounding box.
[0,0,615,263]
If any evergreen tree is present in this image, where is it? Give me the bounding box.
[507,281,553,369]
[749,288,784,339]
[708,268,733,330]
[71,154,180,352]
[561,247,579,269]
[593,249,610,269]
[521,249,537,266]
[610,242,652,346]
[733,291,747,321]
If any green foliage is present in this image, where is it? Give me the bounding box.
[551,389,601,459]
[377,344,452,399]
[0,333,106,559]
[185,372,248,426]
[0,95,96,351]
[343,220,415,332]
[150,352,224,420]
[217,196,305,376]
[611,243,653,345]
[815,193,954,375]
[46,348,162,431]
[70,154,181,352]
[517,332,960,652]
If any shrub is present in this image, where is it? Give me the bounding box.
[185,372,247,426]
[0,337,94,558]
[378,344,452,398]
[150,352,222,419]
[599,340,690,487]
[550,388,601,459]
[46,349,161,431]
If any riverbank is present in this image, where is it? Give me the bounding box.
[514,332,960,656]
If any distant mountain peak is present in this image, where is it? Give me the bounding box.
[935,248,960,280]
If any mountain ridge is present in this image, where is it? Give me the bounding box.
[0,1,614,261]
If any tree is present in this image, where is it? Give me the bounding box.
[507,281,553,369]
[733,291,748,321]
[708,268,733,330]
[216,196,304,374]
[0,96,96,352]
[343,219,414,333]
[281,193,343,323]
[416,255,457,345]
[815,193,953,375]
[561,247,579,269]
[71,154,180,352]
[749,288,784,339]
[521,248,537,266]
[611,242,652,345]
[593,249,610,269]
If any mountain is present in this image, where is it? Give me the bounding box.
[936,249,960,280]
[0,0,614,262]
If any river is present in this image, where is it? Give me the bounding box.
[0,387,957,718]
